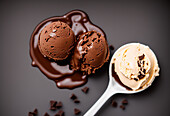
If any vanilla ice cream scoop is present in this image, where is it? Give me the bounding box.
[119,45,151,80]
[113,43,159,90]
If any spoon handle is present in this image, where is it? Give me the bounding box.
[84,86,117,116]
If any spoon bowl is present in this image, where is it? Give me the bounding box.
[84,44,155,116]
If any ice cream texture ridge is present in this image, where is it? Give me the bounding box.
[112,43,160,91]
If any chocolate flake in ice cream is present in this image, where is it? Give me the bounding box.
[71,31,109,74]
[30,10,110,89]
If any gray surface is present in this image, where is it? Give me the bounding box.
[0,0,170,116]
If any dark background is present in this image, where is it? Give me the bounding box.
[0,0,170,116]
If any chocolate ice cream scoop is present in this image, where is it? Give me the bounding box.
[71,31,110,75]
[38,21,76,60]
[30,10,109,89]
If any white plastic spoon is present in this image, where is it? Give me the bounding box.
[84,43,157,116]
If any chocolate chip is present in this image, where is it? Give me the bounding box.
[140,67,142,71]
[46,38,50,42]
[139,54,145,60]
[70,94,77,100]
[88,31,94,37]
[122,99,128,105]
[120,105,125,110]
[55,110,64,116]
[143,61,145,64]
[74,99,80,103]
[134,78,138,81]
[92,38,97,42]
[28,108,38,116]
[33,109,38,115]
[87,43,92,47]
[44,112,50,116]
[111,100,117,107]
[50,100,57,107]
[138,72,145,79]
[85,33,89,38]
[56,101,62,108]
[97,33,101,38]
[50,100,57,110]
[137,61,141,67]
[96,53,100,56]
[81,87,89,93]
[109,45,114,50]
[143,69,146,74]
[74,108,81,115]
[81,40,89,46]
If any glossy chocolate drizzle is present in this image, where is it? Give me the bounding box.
[30,10,106,89]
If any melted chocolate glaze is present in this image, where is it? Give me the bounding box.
[30,10,106,89]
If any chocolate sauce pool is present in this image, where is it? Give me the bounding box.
[30,10,106,89]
